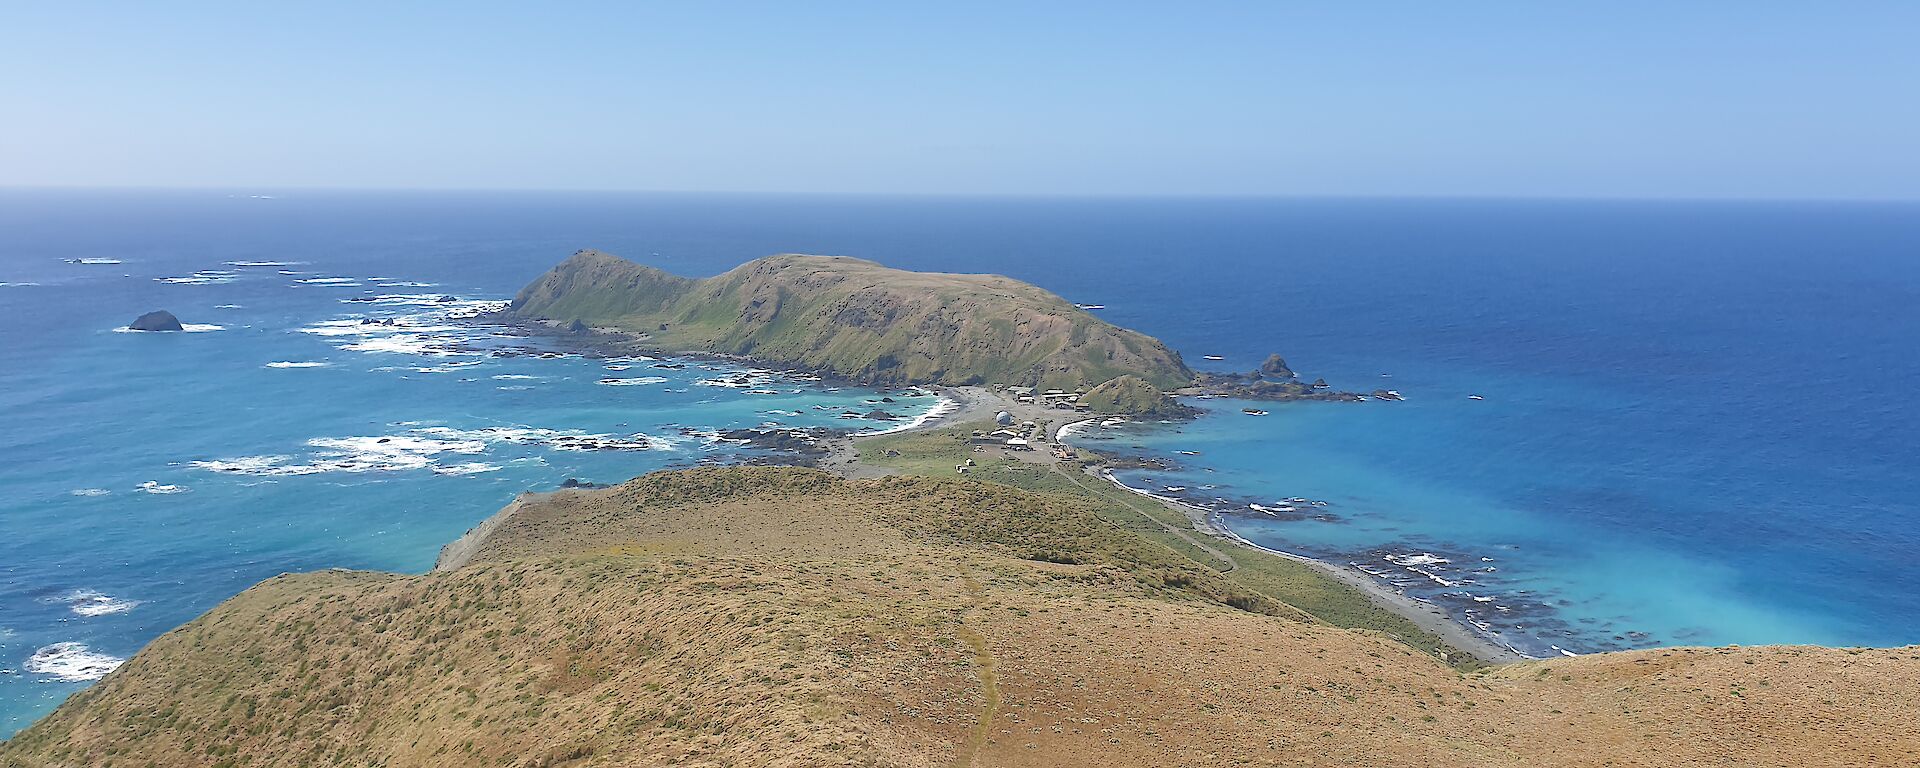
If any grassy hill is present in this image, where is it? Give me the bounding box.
[6,467,1918,767]
[507,250,1194,392]
[1076,374,1196,418]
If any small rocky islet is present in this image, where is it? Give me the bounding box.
[126,310,184,332]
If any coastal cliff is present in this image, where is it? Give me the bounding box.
[5,467,1915,768]
[431,492,538,572]
[506,250,1194,392]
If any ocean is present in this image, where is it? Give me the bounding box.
[2,190,1917,733]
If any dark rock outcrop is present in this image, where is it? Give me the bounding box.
[1258,354,1294,380]
[129,310,184,332]
[1189,353,1368,403]
[712,427,832,456]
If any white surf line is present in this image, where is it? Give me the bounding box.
[1054,418,1100,442]
[857,395,964,437]
[1091,466,1536,662]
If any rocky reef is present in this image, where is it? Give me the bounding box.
[1187,354,1400,402]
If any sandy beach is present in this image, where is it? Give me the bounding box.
[819,385,1528,665]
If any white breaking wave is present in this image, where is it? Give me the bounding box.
[344,293,461,307]
[69,488,110,497]
[137,481,187,494]
[65,258,122,265]
[0,281,40,287]
[337,334,476,356]
[194,425,679,477]
[114,324,225,333]
[295,277,360,285]
[598,376,669,386]
[1055,418,1100,442]
[298,319,386,337]
[299,299,507,359]
[432,462,502,476]
[25,643,125,682]
[265,361,330,369]
[412,425,678,452]
[190,455,321,476]
[442,299,510,318]
[48,590,141,617]
[155,271,238,285]
[225,260,303,267]
[858,397,962,437]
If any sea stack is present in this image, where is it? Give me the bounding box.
[129,310,185,332]
[1258,353,1295,380]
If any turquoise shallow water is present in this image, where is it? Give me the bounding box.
[3,191,1918,733]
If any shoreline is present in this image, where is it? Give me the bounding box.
[479,312,1529,665]
[1091,469,1531,665]
[825,385,1529,666]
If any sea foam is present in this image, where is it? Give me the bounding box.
[47,590,140,617]
[598,376,669,386]
[24,643,124,682]
[114,324,225,333]
[858,396,961,436]
[193,424,679,478]
[156,270,238,285]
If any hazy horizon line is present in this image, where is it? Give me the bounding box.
[3,183,1917,206]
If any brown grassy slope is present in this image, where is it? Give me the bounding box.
[6,468,1919,768]
[856,423,1469,663]
[508,251,1194,391]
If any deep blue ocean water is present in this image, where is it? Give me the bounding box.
[2,190,1917,733]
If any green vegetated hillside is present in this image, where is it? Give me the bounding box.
[508,250,1194,392]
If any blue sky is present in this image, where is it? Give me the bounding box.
[2,2,1915,198]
